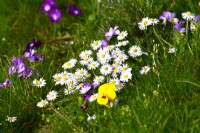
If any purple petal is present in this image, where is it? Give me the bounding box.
[0,83,3,89]
[48,8,62,23]
[8,66,16,75]
[41,0,57,13]
[69,5,77,15]
[101,40,108,48]
[3,79,12,86]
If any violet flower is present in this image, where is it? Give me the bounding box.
[48,8,62,23]
[167,12,179,25]
[3,79,12,86]
[25,39,42,51]
[69,5,82,16]
[159,11,172,25]
[0,83,3,89]
[174,21,186,33]
[105,26,120,40]
[24,49,43,62]
[101,40,108,48]
[41,0,57,13]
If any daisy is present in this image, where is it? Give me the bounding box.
[6,116,17,123]
[117,31,128,40]
[103,45,115,52]
[116,40,129,47]
[116,82,125,92]
[168,47,177,53]
[46,90,58,101]
[114,53,128,63]
[182,11,195,20]
[33,78,46,88]
[87,114,96,122]
[62,59,77,70]
[140,66,151,75]
[88,93,98,102]
[88,61,100,70]
[97,49,111,64]
[111,65,121,77]
[64,86,75,95]
[91,40,102,50]
[100,64,112,75]
[120,71,132,82]
[111,48,123,58]
[75,68,88,77]
[53,73,62,85]
[120,64,132,73]
[138,17,151,30]
[109,78,120,86]
[79,50,92,59]
[37,99,49,108]
[128,45,143,58]
[149,18,159,25]
[80,57,93,66]
[93,76,105,85]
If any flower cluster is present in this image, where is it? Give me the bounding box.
[8,39,43,79]
[138,11,200,32]
[41,0,62,23]
[51,26,150,109]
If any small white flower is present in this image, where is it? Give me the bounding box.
[119,64,132,73]
[6,116,17,123]
[88,61,100,70]
[140,66,151,75]
[88,93,99,102]
[2,37,6,41]
[33,78,46,88]
[64,86,75,95]
[37,99,49,108]
[80,57,93,66]
[53,73,62,85]
[79,50,93,59]
[138,17,151,30]
[111,48,123,58]
[128,45,143,58]
[103,45,115,52]
[100,64,112,75]
[62,59,77,70]
[87,114,96,122]
[116,83,125,92]
[117,31,128,40]
[97,48,111,64]
[182,11,195,20]
[168,48,177,53]
[116,40,129,47]
[75,68,88,77]
[91,40,102,50]
[149,18,159,25]
[109,78,120,86]
[93,76,105,85]
[114,53,128,63]
[46,90,58,101]
[120,71,132,82]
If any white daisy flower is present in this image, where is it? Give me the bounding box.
[62,59,77,70]
[111,48,123,58]
[91,40,102,50]
[138,17,151,30]
[182,11,195,20]
[88,93,98,102]
[140,66,151,75]
[116,40,129,47]
[37,99,49,108]
[97,49,111,64]
[33,78,46,88]
[103,45,115,52]
[88,61,100,70]
[120,71,132,82]
[46,90,58,101]
[168,48,177,53]
[114,53,128,63]
[53,73,62,85]
[117,31,128,40]
[100,64,112,75]
[116,82,125,92]
[75,68,88,77]
[111,65,121,77]
[64,86,75,95]
[149,18,159,25]
[128,45,143,58]
[80,57,93,66]
[93,76,105,85]
[79,50,93,59]
[109,78,120,86]
[6,116,17,123]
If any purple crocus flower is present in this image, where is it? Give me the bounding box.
[48,8,62,23]
[174,21,186,33]
[101,40,108,48]
[69,5,82,16]
[159,11,172,25]
[41,0,57,13]
[105,26,120,40]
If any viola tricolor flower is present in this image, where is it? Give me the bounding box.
[48,8,62,23]
[41,0,57,13]
[69,5,82,16]
[105,26,120,40]
[174,20,186,33]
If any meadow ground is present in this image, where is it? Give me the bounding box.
[0,0,200,132]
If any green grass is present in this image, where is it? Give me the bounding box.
[0,0,200,132]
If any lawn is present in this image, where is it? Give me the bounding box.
[0,0,200,132]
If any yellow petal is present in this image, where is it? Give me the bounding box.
[97,95,108,105]
[106,89,116,100]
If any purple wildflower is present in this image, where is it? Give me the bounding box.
[48,8,62,23]
[174,21,186,33]
[24,49,43,62]
[80,82,92,94]
[159,11,172,25]
[69,5,82,16]
[101,40,108,48]
[105,26,120,40]
[3,79,12,86]
[25,39,42,51]
[0,83,3,89]
[81,102,88,110]
[41,0,57,13]
[167,12,179,25]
